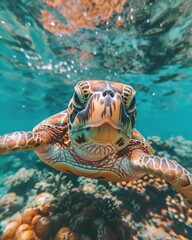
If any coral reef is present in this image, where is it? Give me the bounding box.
[34,172,73,196]
[1,135,192,239]
[2,191,131,240]
[116,174,168,195]
[6,168,41,195]
[148,136,192,169]
[0,193,24,220]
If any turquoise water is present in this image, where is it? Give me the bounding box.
[0,0,191,140]
[0,1,192,239]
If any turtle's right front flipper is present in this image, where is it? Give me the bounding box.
[0,131,41,154]
[0,110,68,155]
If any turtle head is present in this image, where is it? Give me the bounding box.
[68,80,136,160]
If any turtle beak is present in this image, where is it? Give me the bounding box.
[71,92,133,138]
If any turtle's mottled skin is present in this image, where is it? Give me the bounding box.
[0,80,192,209]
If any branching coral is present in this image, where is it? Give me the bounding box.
[34,172,73,196]
[78,177,122,206]
[6,168,41,194]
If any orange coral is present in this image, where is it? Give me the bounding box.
[2,193,56,240]
[15,224,33,240]
[2,221,21,240]
[22,208,39,225]
[116,174,168,195]
[53,227,77,240]
[2,207,53,240]
[35,217,52,239]
[2,190,130,240]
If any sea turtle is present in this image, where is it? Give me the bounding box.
[0,80,192,209]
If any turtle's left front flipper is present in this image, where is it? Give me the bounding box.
[0,131,42,154]
[132,151,192,209]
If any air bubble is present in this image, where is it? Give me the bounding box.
[117,16,121,21]
[50,21,55,26]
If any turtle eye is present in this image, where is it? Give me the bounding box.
[123,85,136,113]
[123,96,136,113]
[127,96,136,113]
[73,91,84,108]
[74,81,90,108]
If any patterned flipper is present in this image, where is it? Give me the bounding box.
[0,131,41,154]
[0,110,68,155]
[134,154,192,209]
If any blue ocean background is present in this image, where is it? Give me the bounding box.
[0,1,192,239]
